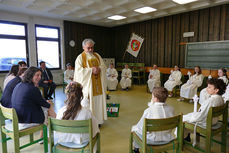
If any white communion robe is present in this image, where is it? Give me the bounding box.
[222,84,229,102]
[147,69,161,92]
[199,76,228,105]
[120,68,132,89]
[131,102,175,148]
[180,74,204,99]
[64,69,74,84]
[106,68,118,90]
[74,52,107,124]
[55,106,99,152]
[164,70,182,91]
[3,74,16,91]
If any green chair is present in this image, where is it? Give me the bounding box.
[0,104,48,153]
[62,72,68,93]
[132,63,145,85]
[173,74,185,97]
[184,102,228,153]
[48,118,100,153]
[130,114,183,153]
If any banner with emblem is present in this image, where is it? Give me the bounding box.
[126,33,144,57]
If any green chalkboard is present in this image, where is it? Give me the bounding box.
[185,40,229,69]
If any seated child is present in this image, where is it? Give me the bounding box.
[55,82,99,152]
[183,78,226,142]
[131,87,175,153]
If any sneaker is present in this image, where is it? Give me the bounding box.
[189,99,193,103]
[133,148,140,153]
[168,94,172,98]
[39,140,44,144]
[177,98,184,102]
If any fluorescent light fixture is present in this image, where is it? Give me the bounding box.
[107,15,126,20]
[172,0,198,4]
[134,7,157,14]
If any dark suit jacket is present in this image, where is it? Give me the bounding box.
[39,68,53,86]
[11,82,50,123]
[0,76,21,108]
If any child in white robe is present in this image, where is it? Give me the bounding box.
[131,87,175,153]
[178,66,204,102]
[199,68,228,105]
[147,64,161,92]
[120,64,132,90]
[106,63,118,90]
[164,65,182,97]
[55,82,100,152]
[64,63,74,84]
[183,78,226,142]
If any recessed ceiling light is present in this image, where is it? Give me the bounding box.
[172,0,198,4]
[134,7,157,14]
[107,15,126,20]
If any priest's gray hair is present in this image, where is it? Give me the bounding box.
[82,38,95,47]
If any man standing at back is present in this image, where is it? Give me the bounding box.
[74,38,107,125]
[39,61,56,100]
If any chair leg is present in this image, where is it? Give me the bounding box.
[0,132,7,153]
[221,128,227,153]
[29,134,33,143]
[43,125,48,153]
[205,134,212,153]
[129,133,133,153]
[13,138,20,153]
[97,133,100,153]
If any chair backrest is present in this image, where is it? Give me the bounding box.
[206,101,228,128]
[48,118,93,151]
[142,114,183,151]
[0,104,19,131]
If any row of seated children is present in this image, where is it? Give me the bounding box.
[0,66,227,152]
[106,63,132,91]
[131,78,227,153]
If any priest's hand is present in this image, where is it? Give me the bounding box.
[92,67,97,75]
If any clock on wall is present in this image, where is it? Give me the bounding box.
[69,40,75,47]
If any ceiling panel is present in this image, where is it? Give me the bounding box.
[0,0,228,27]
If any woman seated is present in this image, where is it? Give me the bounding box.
[0,67,27,108]
[11,66,56,131]
[178,66,204,102]
[147,64,161,92]
[199,68,228,105]
[164,65,182,97]
[3,64,19,90]
[55,82,99,151]
[106,63,118,90]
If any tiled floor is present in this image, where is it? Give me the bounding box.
[1,85,229,153]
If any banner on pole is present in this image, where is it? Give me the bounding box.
[126,33,144,57]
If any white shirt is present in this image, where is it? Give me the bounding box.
[121,68,132,78]
[132,102,175,142]
[55,106,100,145]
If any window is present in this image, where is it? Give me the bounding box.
[0,21,28,72]
[35,25,61,69]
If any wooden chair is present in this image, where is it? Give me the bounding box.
[130,114,183,153]
[184,101,228,153]
[0,104,48,153]
[62,72,68,93]
[48,118,100,153]
[132,63,145,85]
[173,74,185,97]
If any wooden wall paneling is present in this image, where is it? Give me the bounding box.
[157,18,165,67]
[220,5,226,40]
[209,6,220,41]
[224,4,229,40]
[199,8,210,41]
[175,14,181,66]
[151,19,158,66]
[180,13,189,67]
[143,21,152,66]
[189,10,199,42]
[164,16,173,67]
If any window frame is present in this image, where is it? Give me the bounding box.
[35,24,61,70]
[0,20,29,73]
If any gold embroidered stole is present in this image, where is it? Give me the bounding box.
[82,51,102,96]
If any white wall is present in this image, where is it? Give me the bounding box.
[0,10,65,89]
